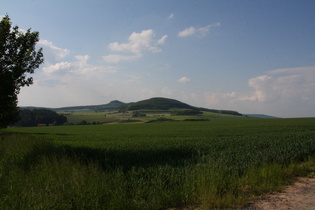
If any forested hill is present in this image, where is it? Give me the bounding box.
[20,97,242,116]
[120,97,242,116]
[52,100,125,112]
[120,97,194,111]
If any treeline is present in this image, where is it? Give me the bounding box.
[14,109,67,127]
[198,108,243,116]
[171,109,202,116]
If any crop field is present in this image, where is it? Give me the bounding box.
[1,118,315,209]
[61,110,242,125]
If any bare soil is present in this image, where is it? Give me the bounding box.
[243,177,315,210]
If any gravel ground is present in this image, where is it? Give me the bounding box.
[243,177,315,210]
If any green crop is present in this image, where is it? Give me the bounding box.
[1,118,315,209]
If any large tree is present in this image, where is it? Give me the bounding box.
[0,15,44,128]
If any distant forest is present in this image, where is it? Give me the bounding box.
[14,109,67,127]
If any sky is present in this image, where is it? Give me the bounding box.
[1,0,315,118]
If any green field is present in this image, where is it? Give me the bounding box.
[1,118,315,209]
[61,110,243,125]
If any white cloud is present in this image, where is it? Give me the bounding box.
[226,92,239,98]
[42,53,118,76]
[38,39,70,60]
[197,66,314,114]
[178,77,191,83]
[203,91,239,106]
[108,29,163,53]
[240,66,315,103]
[157,35,168,45]
[75,55,89,66]
[104,29,167,63]
[240,75,279,102]
[70,55,117,74]
[198,66,315,117]
[178,22,220,37]
[178,27,196,37]
[102,54,142,63]
[21,49,120,107]
[42,62,72,73]
[168,13,174,20]
[71,55,97,74]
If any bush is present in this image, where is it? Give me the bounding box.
[132,111,146,117]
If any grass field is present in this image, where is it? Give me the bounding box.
[61,110,243,125]
[1,118,315,209]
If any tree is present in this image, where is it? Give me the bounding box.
[14,109,67,127]
[14,109,35,127]
[0,15,44,128]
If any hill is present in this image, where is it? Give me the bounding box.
[245,114,279,118]
[120,97,195,111]
[20,97,242,116]
[51,100,125,112]
[120,97,242,116]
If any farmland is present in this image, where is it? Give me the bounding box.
[1,118,315,209]
[61,109,242,125]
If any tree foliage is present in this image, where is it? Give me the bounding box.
[14,109,67,127]
[0,15,44,128]
[132,111,146,117]
[171,109,202,116]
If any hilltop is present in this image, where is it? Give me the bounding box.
[120,97,194,111]
[51,100,125,112]
[120,97,242,116]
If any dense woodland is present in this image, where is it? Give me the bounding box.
[14,109,67,127]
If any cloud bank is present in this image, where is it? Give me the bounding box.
[241,66,315,103]
[38,40,70,60]
[178,23,220,37]
[103,29,167,63]
[178,77,191,83]
[202,66,315,117]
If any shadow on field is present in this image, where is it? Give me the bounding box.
[21,142,199,171]
[23,132,74,136]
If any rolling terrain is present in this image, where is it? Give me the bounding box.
[20,97,246,125]
[22,97,242,116]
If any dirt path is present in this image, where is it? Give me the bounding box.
[243,177,315,210]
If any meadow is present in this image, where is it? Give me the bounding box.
[1,118,315,209]
[62,109,241,125]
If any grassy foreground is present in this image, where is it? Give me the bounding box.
[1,118,315,209]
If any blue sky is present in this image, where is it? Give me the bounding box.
[2,0,315,117]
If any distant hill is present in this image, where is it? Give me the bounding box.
[53,100,125,112]
[120,97,242,116]
[244,114,279,118]
[20,97,242,116]
[198,107,242,116]
[20,106,49,110]
[51,100,125,112]
[120,97,194,111]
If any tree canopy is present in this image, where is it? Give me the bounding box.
[14,109,67,127]
[0,15,44,128]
